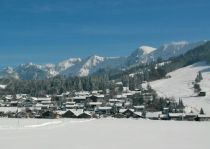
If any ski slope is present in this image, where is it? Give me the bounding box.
[150,62,210,114]
[0,118,209,149]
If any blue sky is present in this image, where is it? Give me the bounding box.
[0,0,210,67]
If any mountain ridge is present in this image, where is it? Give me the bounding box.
[0,40,207,80]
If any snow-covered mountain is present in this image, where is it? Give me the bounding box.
[0,56,126,79]
[0,67,19,79]
[62,55,126,76]
[127,40,207,65]
[0,40,207,79]
[150,41,207,61]
[56,58,82,72]
[127,46,156,65]
[14,63,52,80]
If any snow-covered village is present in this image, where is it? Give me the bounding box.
[0,76,210,121]
[1,0,210,149]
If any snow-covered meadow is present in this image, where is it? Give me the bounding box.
[0,118,209,149]
[1,62,210,149]
[150,62,210,115]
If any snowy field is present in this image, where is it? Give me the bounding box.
[150,62,210,114]
[0,118,209,149]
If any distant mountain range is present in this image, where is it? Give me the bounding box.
[0,40,207,80]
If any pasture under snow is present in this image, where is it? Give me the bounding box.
[0,118,209,149]
[150,62,210,114]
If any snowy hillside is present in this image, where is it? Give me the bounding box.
[150,62,210,115]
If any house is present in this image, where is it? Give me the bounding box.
[115,94,127,99]
[114,113,126,118]
[96,107,112,116]
[115,82,123,86]
[169,113,183,121]
[41,110,58,119]
[16,111,29,118]
[198,91,206,96]
[95,95,105,102]
[134,105,145,112]
[87,102,102,111]
[33,103,49,111]
[75,91,90,96]
[52,95,65,107]
[183,113,198,121]
[62,110,77,118]
[7,111,16,118]
[109,99,118,103]
[63,109,82,117]
[86,95,105,103]
[91,90,98,95]
[10,100,18,107]
[86,95,98,103]
[34,97,52,104]
[66,104,78,109]
[62,109,92,118]
[146,112,161,120]
[124,101,132,108]
[162,107,170,114]
[133,112,143,118]
[61,92,71,97]
[142,94,153,102]
[0,107,20,113]
[115,103,123,110]
[20,98,34,107]
[33,97,55,110]
[85,95,105,111]
[114,82,123,92]
[122,92,134,98]
[65,101,77,109]
[123,87,129,93]
[4,95,14,101]
[119,109,139,118]
[159,114,169,120]
[73,96,87,104]
[198,114,210,121]
[77,112,92,118]
[0,111,5,117]
[16,94,28,100]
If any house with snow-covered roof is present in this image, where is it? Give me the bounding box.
[73,96,87,103]
[146,112,161,120]
[95,106,112,116]
[62,109,91,118]
[118,108,142,118]
[75,91,90,96]
[134,105,145,112]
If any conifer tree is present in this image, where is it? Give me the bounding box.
[199,108,204,115]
